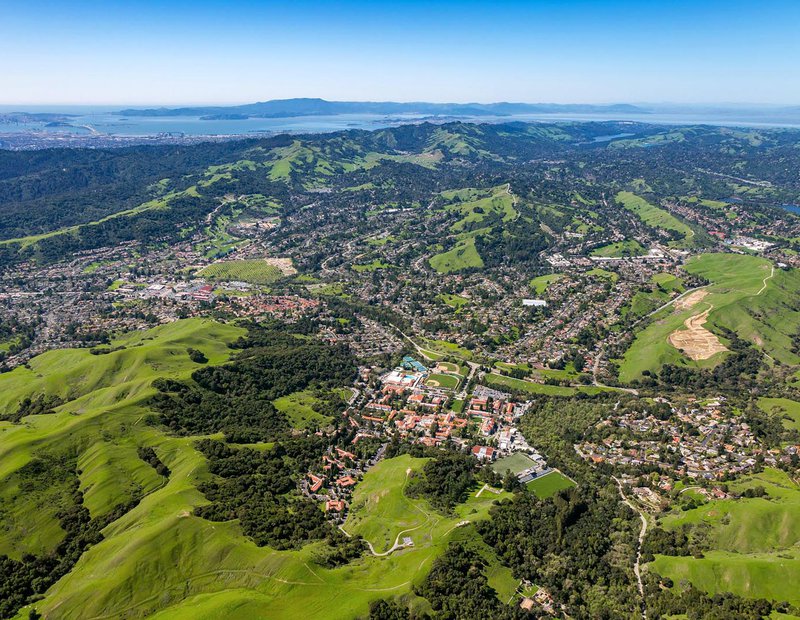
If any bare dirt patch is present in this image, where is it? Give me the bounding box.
[265,257,297,276]
[668,308,728,360]
[674,289,708,311]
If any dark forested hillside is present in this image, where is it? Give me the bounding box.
[3,120,799,258]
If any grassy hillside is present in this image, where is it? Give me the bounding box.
[616,191,694,244]
[198,259,283,284]
[591,239,646,257]
[758,397,800,431]
[1,329,517,620]
[618,254,798,382]
[0,319,244,563]
[649,468,800,607]
[429,237,484,273]
[18,453,515,620]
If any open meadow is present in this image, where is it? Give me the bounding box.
[649,468,800,608]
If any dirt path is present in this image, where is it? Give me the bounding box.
[756,265,775,296]
[343,467,437,558]
[613,476,648,619]
[630,285,709,330]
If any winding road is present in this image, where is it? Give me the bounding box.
[613,476,648,619]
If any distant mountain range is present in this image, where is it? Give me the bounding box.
[117,98,647,119]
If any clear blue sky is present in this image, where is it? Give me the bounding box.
[2,0,799,105]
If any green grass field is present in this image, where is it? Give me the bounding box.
[198,259,283,284]
[586,267,619,282]
[439,293,469,310]
[529,273,563,294]
[424,373,460,389]
[419,338,474,361]
[491,452,536,475]
[526,471,576,498]
[484,373,616,396]
[352,259,391,272]
[272,390,334,429]
[429,237,484,273]
[616,191,694,243]
[621,273,686,320]
[649,468,800,607]
[757,397,800,431]
[591,239,646,257]
[618,253,796,382]
[344,455,431,552]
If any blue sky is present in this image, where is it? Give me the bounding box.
[1,0,799,105]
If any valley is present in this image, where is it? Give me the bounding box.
[1,120,800,619]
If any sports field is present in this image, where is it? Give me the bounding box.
[526,471,576,498]
[424,373,460,389]
[491,452,536,475]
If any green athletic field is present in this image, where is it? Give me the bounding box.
[526,471,576,498]
[425,373,460,389]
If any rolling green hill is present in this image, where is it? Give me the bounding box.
[14,451,515,620]
[649,468,800,608]
[616,191,695,245]
[0,320,244,563]
[0,322,518,620]
[618,254,800,382]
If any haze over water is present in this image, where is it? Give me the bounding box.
[4,105,800,137]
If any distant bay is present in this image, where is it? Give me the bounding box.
[3,104,800,137]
